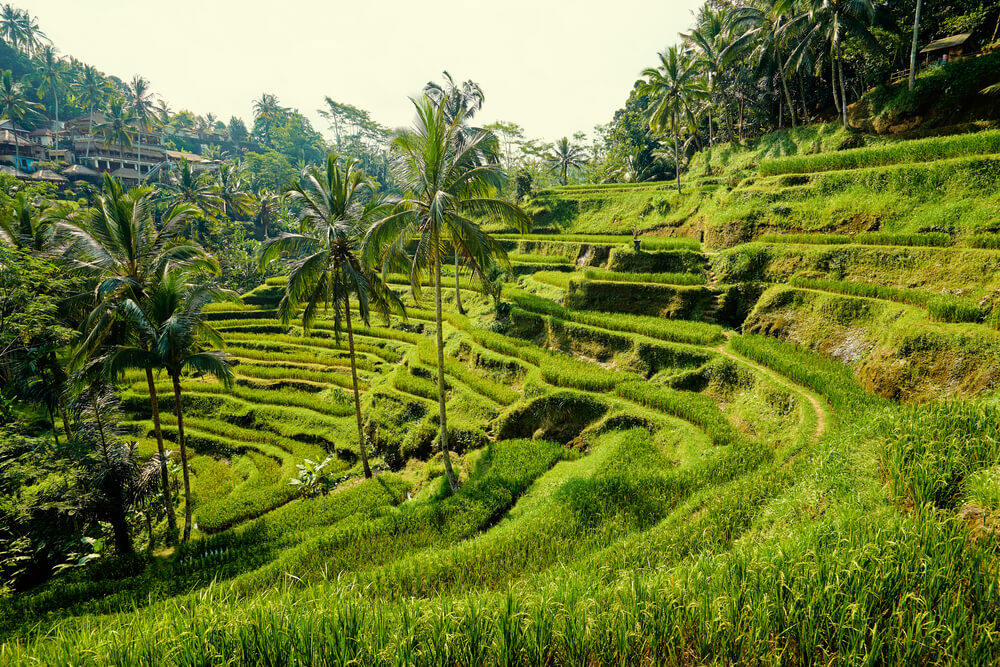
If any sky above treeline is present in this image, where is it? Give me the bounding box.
[28,0,703,143]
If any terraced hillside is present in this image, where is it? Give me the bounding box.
[517,126,1000,248]
[5,213,1000,664]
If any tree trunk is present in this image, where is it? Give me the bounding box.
[673,129,681,195]
[94,398,134,557]
[909,0,923,91]
[47,404,59,447]
[171,373,194,542]
[107,503,134,556]
[137,132,143,181]
[86,107,93,162]
[831,56,842,116]
[434,243,459,492]
[146,367,177,539]
[799,72,809,123]
[779,64,797,129]
[454,247,465,315]
[838,55,849,128]
[345,298,371,478]
[120,144,125,172]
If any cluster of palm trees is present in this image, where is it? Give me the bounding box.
[636,0,923,191]
[0,4,44,56]
[4,174,234,549]
[263,95,529,492]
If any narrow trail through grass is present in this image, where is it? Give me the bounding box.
[717,331,831,444]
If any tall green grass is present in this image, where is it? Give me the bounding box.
[582,268,706,286]
[759,129,1000,176]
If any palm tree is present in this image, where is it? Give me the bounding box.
[684,7,734,170]
[637,46,705,194]
[96,97,132,172]
[365,96,530,492]
[162,159,223,239]
[1,5,46,56]
[260,154,403,478]
[0,192,58,252]
[786,0,881,128]
[126,76,156,179]
[252,93,285,146]
[74,65,105,164]
[63,174,207,540]
[547,137,588,186]
[0,69,43,173]
[109,272,233,542]
[34,45,65,124]
[726,0,799,131]
[214,161,256,220]
[424,71,486,135]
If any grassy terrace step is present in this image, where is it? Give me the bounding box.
[759,129,1000,176]
[508,287,724,346]
[582,267,706,286]
[788,277,985,323]
[494,233,701,251]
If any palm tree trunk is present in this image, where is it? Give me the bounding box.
[14,139,19,175]
[344,299,371,478]
[831,56,842,117]
[779,64,797,129]
[434,244,459,492]
[86,108,93,163]
[838,55,849,128]
[47,404,59,446]
[120,144,125,172]
[673,129,681,195]
[137,132,143,181]
[146,367,177,538]
[454,247,465,315]
[170,373,194,542]
[909,0,923,91]
[94,397,134,556]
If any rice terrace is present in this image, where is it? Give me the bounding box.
[2,1,1000,664]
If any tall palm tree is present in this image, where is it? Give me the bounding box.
[684,7,734,169]
[637,46,705,194]
[96,97,132,172]
[34,45,65,124]
[74,65,105,164]
[1,5,46,56]
[63,174,207,540]
[365,96,530,492]
[547,137,588,186]
[126,75,156,179]
[0,69,43,173]
[252,93,285,146]
[726,0,799,131]
[260,154,403,478]
[109,272,233,542]
[0,5,22,48]
[786,0,881,128]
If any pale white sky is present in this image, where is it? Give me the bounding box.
[27,0,702,143]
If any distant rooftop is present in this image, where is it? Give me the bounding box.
[921,32,972,53]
